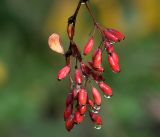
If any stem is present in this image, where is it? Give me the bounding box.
[69,74,74,89]
[85,2,97,24]
[84,78,89,88]
[68,0,82,24]
[85,2,105,38]
[66,0,83,63]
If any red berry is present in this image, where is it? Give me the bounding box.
[64,104,73,121]
[87,99,94,108]
[94,116,102,125]
[83,37,94,55]
[103,30,119,42]
[111,52,119,63]
[92,49,102,68]
[78,88,87,106]
[74,111,84,124]
[104,41,114,53]
[57,65,70,80]
[92,87,101,106]
[108,28,125,41]
[89,112,102,125]
[66,93,73,107]
[77,105,87,115]
[74,69,82,84]
[88,61,104,73]
[98,82,112,97]
[103,28,125,43]
[108,52,120,73]
[65,114,74,131]
[72,89,78,99]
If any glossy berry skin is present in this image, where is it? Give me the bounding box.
[111,52,119,63]
[74,111,84,124]
[88,61,104,73]
[108,52,120,73]
[64,104,73,121]
[98,82,112,97]
[87,99,94,108]
[83,37,94,55]
[78,88,87,106]
[77,105,87,115]
[74,69,82,84]
[66,93,73,107]
[103,30,119,42]
[92,87,101,106]
[104,41,114,53]
[57,65,70,80]
[103,28,125,43]
[92,49,102,68]
[89,112,102,125]
[108,28,125,41]
[65,114,74,132]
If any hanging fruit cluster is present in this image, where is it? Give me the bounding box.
[48,0,125,132]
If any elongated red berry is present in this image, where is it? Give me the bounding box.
[57,65,70,80]
[108,28,125,41]
[104,41,114,53]
[92,87,101,106]
[103,30,118,42]
[108,52,120,73]
[78,88,87,106]
[80,62,91,76]
[74,69,82,84]
[64,104,73,121]
[74,111,84,124]
[87,99,94,108]
[111,52,119,63]
[98,82,112,97]
[83,37,94,55]
[67,23,74,40]
[89,112,102,125]
[77,105,87,115]
[65,114,74,132]
[92,49,102,68]
[66,93,73,107]
[103,28,125,43]
[88,61,104,73]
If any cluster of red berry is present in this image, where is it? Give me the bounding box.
[48,0,125,132]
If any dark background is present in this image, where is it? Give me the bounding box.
[0,0,160,137]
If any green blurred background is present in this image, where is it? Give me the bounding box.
[0,0,160,137]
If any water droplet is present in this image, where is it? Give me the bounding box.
[110,41,115,44]
[93,105,101,111]
[91,108,99,114]
[104,95,111,99]
[94,125,102,130]
[81,2,85,4]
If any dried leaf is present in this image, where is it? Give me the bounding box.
[48,33,64,54]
